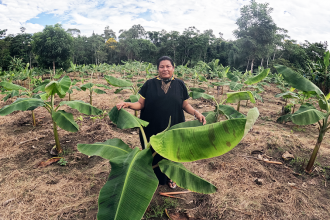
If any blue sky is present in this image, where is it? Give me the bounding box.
[1,0,329,46]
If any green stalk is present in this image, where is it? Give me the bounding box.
[139,125,148,149]
[90,89,93,105]
[306,116,328,172]
[52,119,62,154]
[237,100,241,112]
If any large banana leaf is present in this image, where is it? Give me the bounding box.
[59,100,103,115]
[275,65,323,95]
[0,98,44,116]
[109,106,148,129]
[218,104,246,119]
[244,68,270,85]
[45,81,61,96]
[189,91,214,100]
[168,112,217,131]
[77,138,132,160]
[275,91,298,99]
[229,82,244,91]
[97,148,158,220]
[226,91,256,104]
[290,104,326,125]
[150,118,247,162]
[158,160,216,194]
[52,110,79,132]
[0,82,26,91]
[105,75,133,87]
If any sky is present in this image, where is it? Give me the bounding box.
[1,0,329,45]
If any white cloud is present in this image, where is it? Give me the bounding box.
[1,0,329,47]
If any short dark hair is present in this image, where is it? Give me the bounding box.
[157,56,174,69]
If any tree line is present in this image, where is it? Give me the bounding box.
[0,0,328,73]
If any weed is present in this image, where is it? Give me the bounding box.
[58,158,68,166]
[144,197,179,219]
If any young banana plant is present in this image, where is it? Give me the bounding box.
[275,65,330,173]
[77,106,259,220]
[0,76,103,154]
[80,82,111,105]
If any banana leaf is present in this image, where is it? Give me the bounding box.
[94,88,106,94]
[218,105,246,119]
[59,100,103,115]
[274,91,298,99]
[105,75,133,87]
[52,110,79,132]
[80,83,93,90]
[0,82,26,91]
[158,160,216,194]
[97,148,158,220]
[229,82,243,91]
[226,91,256,104]
[58,76,71,96]
[211,82,230,86]
[168,112,217,131]
[32,79,50,93]
[124,94,139,103]
[243,107,259,137]
[290,104,326,125]
[109,107,148,129]
[244,68,270,85]
[189,91,214,100]
[77,138,133,160]
[227,72,240,82]
[190,88,205,93]
[45,81,61,96]
[275,65,323,95]
[150,118,247,162]
[0,98,44,116]
[95,84,111,89]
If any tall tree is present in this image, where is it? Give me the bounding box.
[233,0,282,72]
[32,24,73,74]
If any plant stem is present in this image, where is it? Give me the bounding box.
[139,126,148,149]
[52,119,62,154]
[237,100,241,112]
[306,119,327,172]
[90,89,93,105]
[32,110,36,127]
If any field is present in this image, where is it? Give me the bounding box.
[1,74,330,220]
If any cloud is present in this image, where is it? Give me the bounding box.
[1,0,329,47]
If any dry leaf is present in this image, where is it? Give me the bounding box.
[282,151,294,160]
[35,158,61,168]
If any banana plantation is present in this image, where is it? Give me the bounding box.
[1,54,330,219]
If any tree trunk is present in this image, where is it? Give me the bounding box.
[260,58,264,67]
[266,57,269,68]
[246,59,250,72]
[250,59,254,73]
[306,129,326,172]
[53,60,55,76]
[273,53,276,61]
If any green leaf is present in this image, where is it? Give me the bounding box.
[45,81,61,96]
[168,112,217,131]
[290,104,326,125]
[39,93,49,101]
[105,75,133,87]
[80,82,93,91]
[151,119,247,162]
[189,91,214,100]
[275,91,298,99]
[94,88,106,94]
[0,82,26,91]
[33,80,50,93]
[58,75,71,95]
[227,72,240,82]
[229,82,244,91]
[77,138,133,160]
[159,160,216,194]
[218,105,246,119]
[109,106,149,129]
[226,91,256,104]
[243,107,259,137]
[59,100,103,115]
[244,68,270,85]
[211,82,230,86]
[128,94,139,103]
[0,98,44,116]
[275,65,323,95]
[95,84,111,89]
[190,87,205,93]
[324,51,330,67]
[52,110,79,132]
[97,148,158,220]
[276,114,292,124]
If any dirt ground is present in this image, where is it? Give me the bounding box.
[0,74,330,220]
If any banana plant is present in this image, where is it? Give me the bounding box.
[0,76,103,154]
[80,82,111,105]
[275,65,330,173]
[67,79,81,101]
[77,106,259,220]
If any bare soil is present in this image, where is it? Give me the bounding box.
[1,74,330,220]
